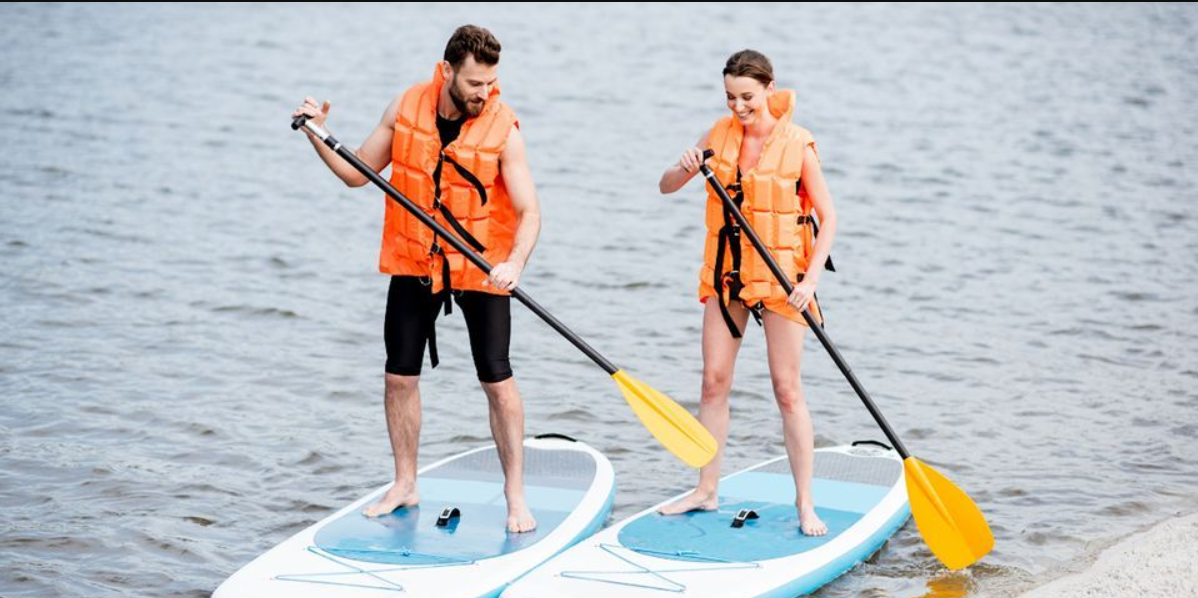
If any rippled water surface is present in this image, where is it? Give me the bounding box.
[2,3,1196,597]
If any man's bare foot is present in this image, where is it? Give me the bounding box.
[363,482,419,518]
[506,499,537,533]
[798,503,827,536]
[657,489,719,515]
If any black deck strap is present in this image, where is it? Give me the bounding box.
[436,507,461,528]
[851,440,894,451]
[533,433,578,442]
[731,508,759,529]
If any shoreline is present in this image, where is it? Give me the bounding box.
[1015,511,1198,598]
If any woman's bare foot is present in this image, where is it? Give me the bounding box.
[657,488,720,515]
[798,503,827,536]
[506,498,537,533]
[363,482,419,517]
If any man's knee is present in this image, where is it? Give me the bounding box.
[385,373,420,399]
[482,377,521,411]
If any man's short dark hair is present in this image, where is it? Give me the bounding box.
[444,25,501,68]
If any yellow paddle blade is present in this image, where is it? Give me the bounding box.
[904,457,994,570]
[611,369,717,468]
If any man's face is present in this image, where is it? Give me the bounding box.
[447,55,498,118]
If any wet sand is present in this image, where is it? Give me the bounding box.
[1018,512,1198,598]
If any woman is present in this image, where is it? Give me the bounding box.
[657,49,837,536]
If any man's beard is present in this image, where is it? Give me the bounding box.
[449,77,484,118]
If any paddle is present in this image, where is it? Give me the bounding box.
[289,116,716,468]
[697,149,993,569]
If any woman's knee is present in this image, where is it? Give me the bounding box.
[700,369,734,404]
[772,379,806,413]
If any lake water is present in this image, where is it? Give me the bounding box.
[2,3,1196,597]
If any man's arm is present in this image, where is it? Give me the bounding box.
[293,95,399,187]
[486,124,541,291]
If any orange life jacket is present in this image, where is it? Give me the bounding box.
[699,90,833,335]
[382,62,519,296]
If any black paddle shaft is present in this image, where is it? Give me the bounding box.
[697,149,910,458]
[292,115,618,375]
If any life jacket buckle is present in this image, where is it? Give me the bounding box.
[721,269,744,300]
[749,302,765,326]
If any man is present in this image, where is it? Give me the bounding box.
[292,25,540,532]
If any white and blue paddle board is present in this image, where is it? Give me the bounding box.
[214,434,614,598]
[502,442,908,598]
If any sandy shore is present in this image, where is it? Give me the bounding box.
[1017,512,1198,598]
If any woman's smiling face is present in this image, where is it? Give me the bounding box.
[725,75,774,127]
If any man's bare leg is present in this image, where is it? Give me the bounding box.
[482,377,536,533]
[364,373,422,517]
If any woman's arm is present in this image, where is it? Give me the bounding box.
[659,131,711,194]
[800,144,837,284]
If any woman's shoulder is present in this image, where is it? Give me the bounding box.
[779,122,816,146]
[702,115,736,148]
[708,114,735,133]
